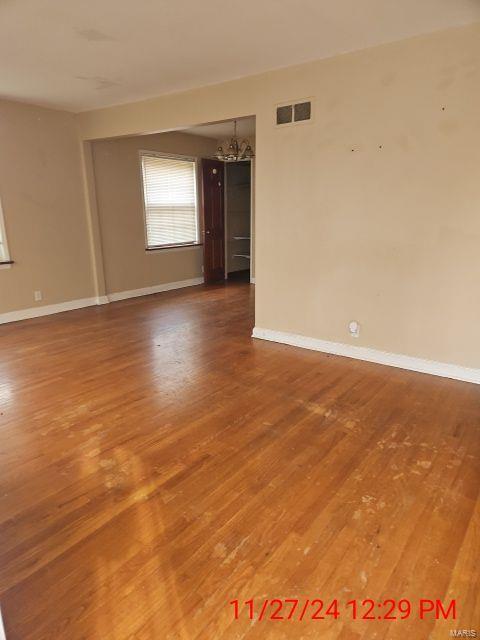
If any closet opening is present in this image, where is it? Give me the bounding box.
[225,160,253,283]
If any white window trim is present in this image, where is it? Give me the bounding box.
[0,197,12,269]
[138,150,202,252]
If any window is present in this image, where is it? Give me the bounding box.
[140,152,200,249]
[0,198,11,264]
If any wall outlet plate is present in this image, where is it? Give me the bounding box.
[348,320,360,338]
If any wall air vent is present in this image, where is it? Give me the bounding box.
[276,99,312,126]
[276,104,293,125]
[294,101,311,122]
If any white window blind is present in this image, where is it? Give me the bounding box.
[140,153,199,249]
[0,199,10,262]
[0,232,5,262]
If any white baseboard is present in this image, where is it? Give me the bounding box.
[0,297,102,325]
[107,277,204,302]
[0,279,204,325]
[252,327,480,385]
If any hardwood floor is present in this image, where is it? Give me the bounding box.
[0,282,478,639]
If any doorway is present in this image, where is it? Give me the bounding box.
[182,115,254,285]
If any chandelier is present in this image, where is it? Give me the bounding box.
[214,120,254,162]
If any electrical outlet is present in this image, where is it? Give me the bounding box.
[34,290,43,302]
[348,320,360,338]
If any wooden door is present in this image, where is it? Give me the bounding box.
[202,159,225,283]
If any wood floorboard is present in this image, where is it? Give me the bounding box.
[0,282,478,639]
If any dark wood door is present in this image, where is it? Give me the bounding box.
[202,159,225,283]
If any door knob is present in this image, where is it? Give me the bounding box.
[205,230,211,234]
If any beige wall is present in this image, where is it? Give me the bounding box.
[91,132,217,295]
[0,99,94,313]
[78,23,480,369]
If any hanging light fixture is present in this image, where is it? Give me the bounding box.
[214,120,254,162]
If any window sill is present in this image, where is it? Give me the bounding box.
[146,243,203,253]
[0,260,13,270]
